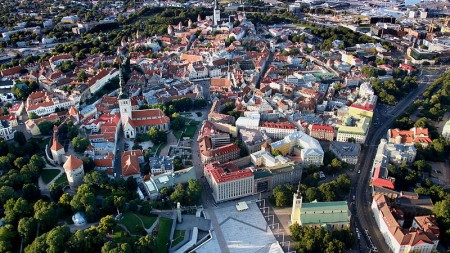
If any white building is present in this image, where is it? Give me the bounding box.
[377,139,417,165]
[250,150,290,167]
[259,122,297,140]
[235,116,260,132]
[0,120,15,141]
[270,131,324,166]
[213,0,220,26]
[63,155,85,190]
[204,161,254,202]
[88,68,119,94]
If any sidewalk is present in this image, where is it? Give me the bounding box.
[160,131,177,156]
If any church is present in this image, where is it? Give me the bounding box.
[118,78,170,140]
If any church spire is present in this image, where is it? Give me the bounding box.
[118,65,128,99]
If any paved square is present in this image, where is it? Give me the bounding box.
[196,201,283,253]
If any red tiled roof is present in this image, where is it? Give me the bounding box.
[131,109,166,119]
[260,121,296,129]
[372,178,395,190]
[63,155,83,171]
[94,158,113,167]
[373,194,439,247]
[1,65,22,77]
[205,161,253,183]
[121,150,141,177]
[311,124,334,132]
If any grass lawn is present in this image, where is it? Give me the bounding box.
[111,225,135,244]
[156,217,173,253]
[111,225,126,241]
[54,173,68,186]
[41,169,61,184]
[172,230,185,247]
[173,130,184,140]
[182,125,197,138]
[118,212,157,235]
[136,213,157,228]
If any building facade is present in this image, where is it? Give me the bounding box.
[329,141,361,165]
[204,162,254,202]
[270,131,324,166]
[308,124,334,141]
[371,194,439,253]
[291,192,351,230]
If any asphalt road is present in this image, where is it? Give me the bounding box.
[353,69,440,253]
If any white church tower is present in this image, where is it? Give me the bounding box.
[118,70,131,125]
[213,0,220,26]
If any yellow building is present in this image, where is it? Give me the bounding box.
[349,106,373,119]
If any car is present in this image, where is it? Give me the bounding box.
[358,170,361,174]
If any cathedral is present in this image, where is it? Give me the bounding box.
[118,71,169,140]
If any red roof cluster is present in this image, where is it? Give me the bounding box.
[372,165,395,190]
[389,127,432,145]
[310,124,334,132]
[205,161,253,183]
[260,121,296,129]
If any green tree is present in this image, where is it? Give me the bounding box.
[59,61,76,73]
[18,217,37,244]
[14,157,27,169]
[414,117,428,128]
[102,242,132,253]
[170,183,186,205]
[98,215,117,234]
[77,70,88,82]
[0,224,19,253]
[69,227,105,253]
[46,226,71,253]
[22,183,40,201]
[37,120,54,135]
[72,136,90,153]
[305,187,320,202]
[187,179,202,205]
[0,185,17,206]
[0,156,13,171]
[134,235,156,253]
[82,157,95,173]
[14,131,26,145]
[24,232,47,253]
[272,184,295,207]
[33,199,57,231]
[4,197,32,224]
[0,139,8,156]
[114,195,126,213]
[170,114,186,131]
[147,126,167,145]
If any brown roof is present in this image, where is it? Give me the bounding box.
[1,65,22,77]
[211,78,232,87]
[63,155,83,171]
[121,151,141,177]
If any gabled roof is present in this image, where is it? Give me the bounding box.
[121,151,141,177]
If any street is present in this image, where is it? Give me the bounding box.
[353,68,441,253]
